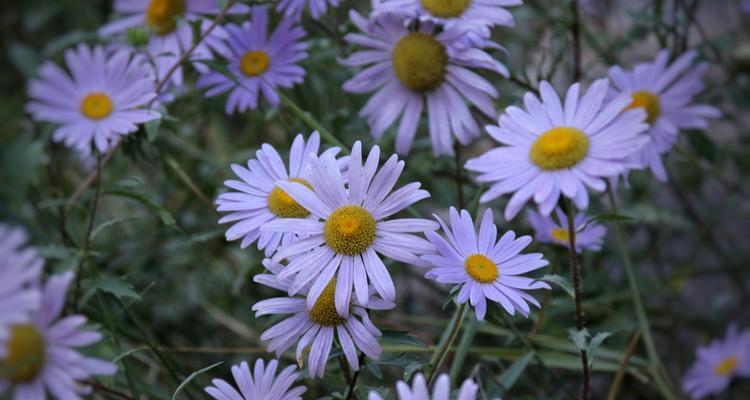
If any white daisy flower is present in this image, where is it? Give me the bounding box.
[608,50,721,181]
[204,359,306,400]
[368,373,479,400]
[465,79,649,220]
[216,132,341,256]
[262,141,437,314]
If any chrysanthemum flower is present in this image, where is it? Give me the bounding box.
[204,359,306,400]
[262,141,437,312]
[0,225,42,358]
[252,261,393,378]
[99,0,247,91]
[368,373,478,400]
[375,0,521,35]
[276,0,339,21]
[465,79,649,220]
[216,132,341,256]
[608,50,720,181]
[682,324,750,399]
[526,208,605,252]
[340,11,507,155]
[0,272,117,399]
[422,208,549,320]
[25,44,160,155]
[197,6,308,114]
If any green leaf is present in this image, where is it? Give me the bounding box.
[568,328,590,351]
[172,361,223,400]
[380,330,427,348]
[145,115,162,142]
[87,276,141,302]
[91,217,142,240]
[591,213,635,223]
[103,189,180,231]
[539,274,575,298]
[498,351,535,391]
[587,331,613,369]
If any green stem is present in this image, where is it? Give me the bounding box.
[276,90,347,151]
[606,187,676,400]
[564,198,589,400]
[429,303,467,385]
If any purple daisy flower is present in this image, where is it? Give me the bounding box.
[0,225,42,358]
[682,324,750,399]
[197,6,308,114]
[216,131,341,256]
[465,79,649,220]
[26,44,160,155]
[204,359,306,400]
[0,272,117,399]
[276,0,340,21]
[252,261,393,378]
[261,141,437,313]
[422,208,550,320]
[340,11,507,156]
[526,208,605,252]
[368,373,478,400]
[608,50,721,181]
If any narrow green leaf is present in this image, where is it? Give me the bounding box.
[498,351,535,390]
[539,274,575,298]
[172,361,223,400]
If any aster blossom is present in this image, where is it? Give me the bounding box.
[0,225,42,358]
[465,79,649,220]
[204,359,306,400]
[216,131,341,256]
[0,272,117,399]
[262,141,437,314]
[422,208,550,320]
[682,324,750,399]
[252,261,393,378]
[368,373,478,400]
[526,208,605,252]
[197,6,308,114]
[341,11,507,155]
[276,0,340,21]
[26,44,160,155]
[608,50,721,181]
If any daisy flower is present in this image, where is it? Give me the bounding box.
[340,11,507,156]
[0,225,42,357]
[0,272,117,399]
[99,0,247,91]
[262,141,437,313]
[204,359,306,400]
[608,50,721,181]
[465,79,649,220]
[526,208,605,252]
[422,208,549,320]
[216,131,341,256]
[252,261,394,378]
[197,6,308,114]
[368,373,478,400]
[276,0,339,21]
[682,324,750,399]
[26,44,160,155]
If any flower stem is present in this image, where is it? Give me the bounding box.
[606,187,676,399]
[429,302,467,386]
[564,198,589,400]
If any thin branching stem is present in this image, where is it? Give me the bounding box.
[564,198,589,400]
[428,303,467,386]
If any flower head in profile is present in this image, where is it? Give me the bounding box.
[341,11,507,155]
[216,132,341,256]
[0,272,117,399]
[0,225,42,357]
[465,79,649,220]
[422,208,549,320]
[262,141,437,313]
[368,373,478,400]
[26,44,160,155]
[682,324,750,399]
[197,6,308,114]
[526,208,605,252]
[608,50,720,181]
[276,0,340,21]
[204,359,306,400]
[252,261,393,378]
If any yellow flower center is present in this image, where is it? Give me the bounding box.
[146,0,186,35]
[714,356,739,377]
[324,205,376,255]
[529,127,590,170]
[392,33,447,93]
[309,279,345,327]
[420,0,471,18]
[551,227,570,243]
[0,324,46,383]
[626,90,661,125]
[464,254,498,283]
[240,50,270,77]
[80,92,113,120]
[267,178,312,218]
